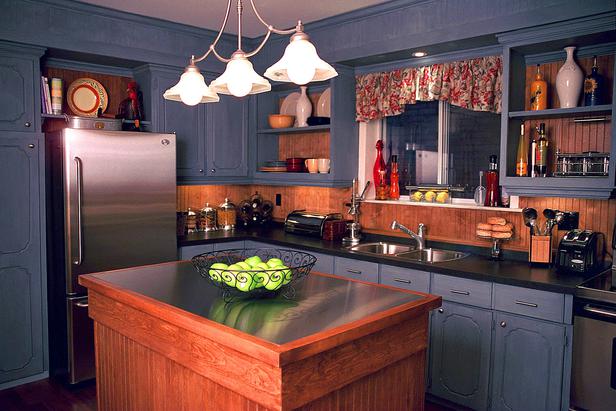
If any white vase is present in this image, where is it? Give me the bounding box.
[556,46,583,108]
[295,86,312,127]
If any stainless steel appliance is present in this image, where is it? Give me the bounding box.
[46,128,177,384]
[284,210,342,237]
[571,223,616,410]
[556,229,605,273]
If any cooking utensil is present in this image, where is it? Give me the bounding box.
[523,207,538,235]
[543,208,557,235]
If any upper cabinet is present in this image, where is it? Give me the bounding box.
[498,16,616,199]
[136,64,250,184]
[0,42,45,133]
[251,64,357,188]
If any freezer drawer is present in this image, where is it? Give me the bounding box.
[67,296,95,384]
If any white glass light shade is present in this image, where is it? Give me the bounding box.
[264,38,338,85]
[163,68,219,105]
[210,57,271,97]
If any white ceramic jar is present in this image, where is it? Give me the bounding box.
[556,46,583,108]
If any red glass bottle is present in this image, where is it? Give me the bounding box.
[389,155,400,200]
[484,155,501,207]
[373,140,388,200]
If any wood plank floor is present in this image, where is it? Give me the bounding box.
[0,378,455,410]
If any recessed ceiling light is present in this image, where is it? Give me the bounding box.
[412,51,427,57]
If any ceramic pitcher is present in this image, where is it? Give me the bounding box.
[556,46,583,108]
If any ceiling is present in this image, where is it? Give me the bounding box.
[80,0,390,37]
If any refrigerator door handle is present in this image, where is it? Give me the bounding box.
[73,156,84,266]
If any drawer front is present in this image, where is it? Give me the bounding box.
[212,241,245,251]
[493,284,565,323]
[310,252,335,275]
[431,274,492,308]
[179,244,214,260]
[380,264,430,293]
[334,257,379,283]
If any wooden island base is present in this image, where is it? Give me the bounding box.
[82,265,440,411]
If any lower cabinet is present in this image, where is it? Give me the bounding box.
[491,312,566,411]
[178,244,214,260]
[429,301,493,410]
[334,257,379,283]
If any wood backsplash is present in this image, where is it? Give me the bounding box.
[177,185,615,252]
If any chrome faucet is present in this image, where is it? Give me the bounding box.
[391,220,426,250]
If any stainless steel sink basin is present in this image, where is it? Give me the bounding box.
[347,242,415,255]
[396,248,469,263]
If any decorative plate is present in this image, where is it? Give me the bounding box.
[67,78,108,117]
[280,92,300,125]
[316,87,331,117]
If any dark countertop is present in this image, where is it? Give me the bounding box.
[179,226,610,294]
[83,261,429,345]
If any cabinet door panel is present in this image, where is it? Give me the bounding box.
[207,95,248,177]
[0,135,44,383]
[0,56,34,132]
[153,73,205,177]
[334,257,379,283]
[430,301,492,410]
[492,313,565,411]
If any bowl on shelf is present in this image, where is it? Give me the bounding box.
[306,116,330,126]
[268,114,295,129]
[192,248,316,300]
[286,157,306,172]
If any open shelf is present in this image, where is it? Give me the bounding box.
[257,124,330,134]
[509,104,612,119]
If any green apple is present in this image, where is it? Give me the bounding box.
[222,263,242,287]
[244,255,262,267]
[235,270,254,292]
[251,262,270,289]
[265,267,285,291]
[236,261,251,270]
[279,265,293,285]
[208,263,228,282]
[266,258,284,268]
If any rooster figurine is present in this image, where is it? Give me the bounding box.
[117,81,144,131]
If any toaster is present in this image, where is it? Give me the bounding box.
[556,230,605,273]
[284,210,343,237]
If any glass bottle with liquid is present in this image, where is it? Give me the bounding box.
[535,123,549,177]
[530,64,548,110]
[515,124,528,176]
[389,155,400,200]
[373,140,388,200]
[584,55,604,106]
[484,155,501,207]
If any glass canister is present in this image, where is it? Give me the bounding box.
[199,203,218,231]
[218,198,237,230]
[186,208,198,233]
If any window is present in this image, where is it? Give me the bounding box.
[384,101,501,199]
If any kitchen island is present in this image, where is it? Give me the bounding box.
[79,261,440,411]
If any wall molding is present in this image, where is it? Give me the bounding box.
[44,57,135,77]
[525,42,616,65]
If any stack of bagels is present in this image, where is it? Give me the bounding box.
[476,217,513,239]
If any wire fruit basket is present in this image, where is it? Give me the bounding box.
[192,248,316,300]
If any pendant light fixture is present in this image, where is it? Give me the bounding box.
[163,0,337,105]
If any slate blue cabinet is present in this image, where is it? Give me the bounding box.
[0,42,45,133]
[491,312,566,411]
[429,301,492,410]
[206,94,248,177]
[0,134,46,385]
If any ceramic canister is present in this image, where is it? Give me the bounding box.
[556,46,583,108]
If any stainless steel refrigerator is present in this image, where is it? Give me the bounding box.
[46,128,177,384]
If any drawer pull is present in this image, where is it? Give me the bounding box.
[514,300,538,308]
[394,278,412,284]
[438,308,444,313]
[347,269,362,275]
[450,289,470,296]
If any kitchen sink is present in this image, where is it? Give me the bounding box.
[396,248,469,263]
[347,242,415,255]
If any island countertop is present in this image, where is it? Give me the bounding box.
[80,261,440,410]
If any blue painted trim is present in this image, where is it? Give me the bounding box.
[0,371,49,390]
[525,42,616,65]
[509,105,612,119]
[44,57,135,77]
[496,12,616,46]
[0,40,46,56]
[354,45,503,75]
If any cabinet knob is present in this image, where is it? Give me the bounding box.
[27,144,35,148]
[211,168,216,173]
[500,321,506,328]
[438,308,444,313]
[24,122,31,128]
[198,169,204,173]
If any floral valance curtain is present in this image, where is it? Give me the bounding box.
[355,55,503,122]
